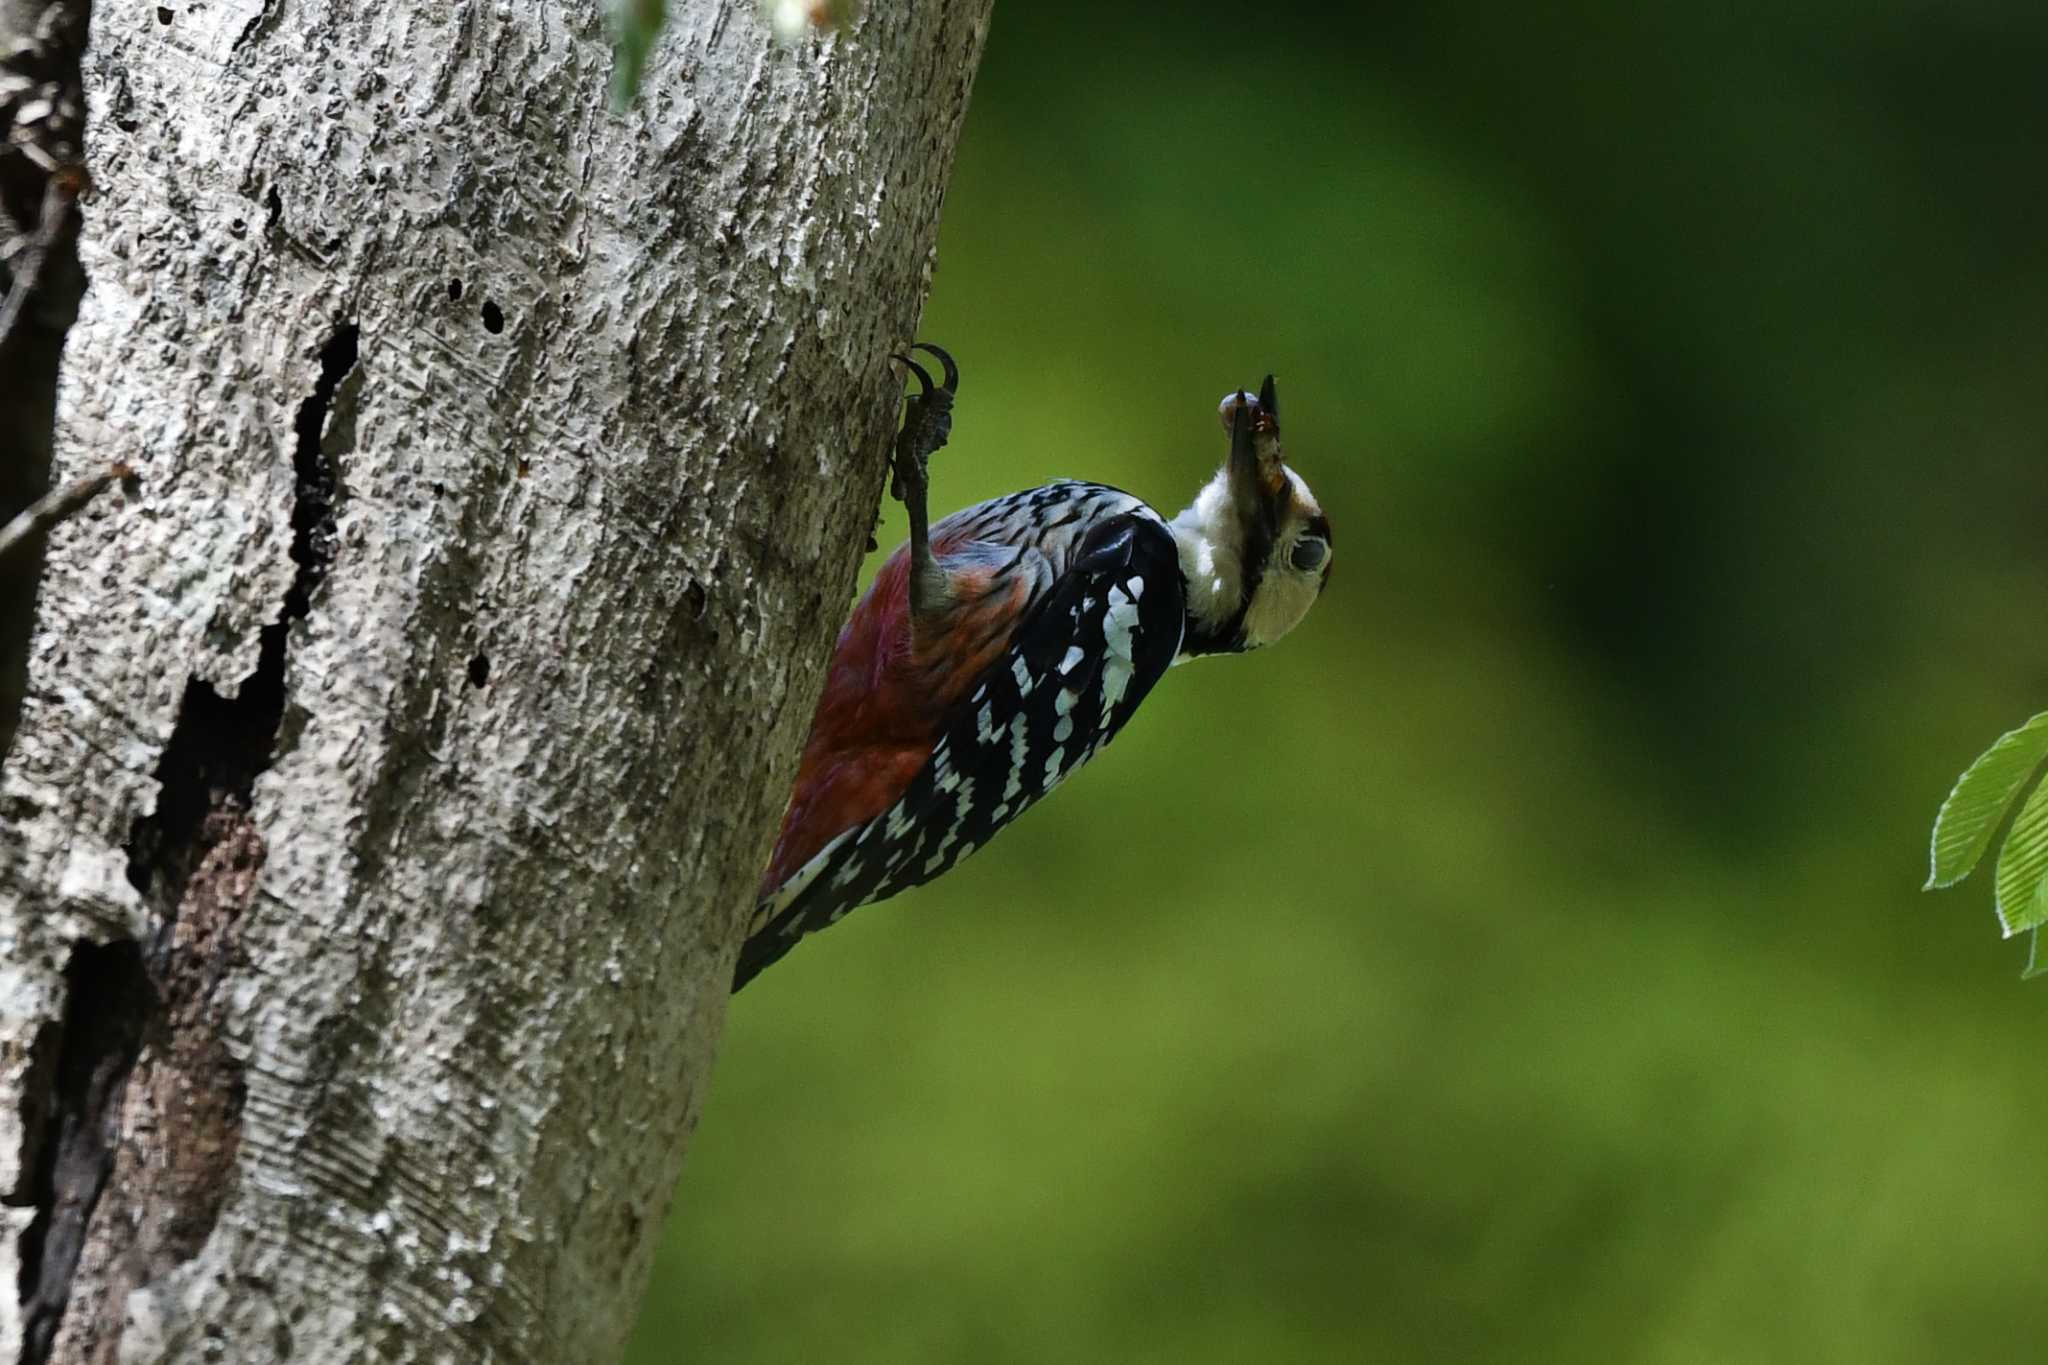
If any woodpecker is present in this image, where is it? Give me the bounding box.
[737,345,1332,990]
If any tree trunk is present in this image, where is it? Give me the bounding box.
[0,1,990,1360]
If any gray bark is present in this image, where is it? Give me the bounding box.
[0,0,990,1360]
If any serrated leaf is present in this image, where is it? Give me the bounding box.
[1926,711,2048,889]
[1994,773,2048,935]
[2026,928,2048,981]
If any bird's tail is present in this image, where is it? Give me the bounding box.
[731,904,800,992]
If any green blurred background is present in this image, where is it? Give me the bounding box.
[630,4,2048,1360]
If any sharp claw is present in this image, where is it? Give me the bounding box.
[910,342,959,393]
[1258,373,1279,425]
[893,354,935,399]
[887,346,956,516]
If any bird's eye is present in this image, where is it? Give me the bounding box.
[1289,536,1328,572]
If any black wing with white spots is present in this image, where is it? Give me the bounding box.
[737,511,1185,987]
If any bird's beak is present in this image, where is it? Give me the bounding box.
[1227,375,1292,541]
[1227,389,1264,508]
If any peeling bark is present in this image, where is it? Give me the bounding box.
[0,1,991,1360]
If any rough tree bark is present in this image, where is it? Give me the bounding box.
[0,0,991,1360]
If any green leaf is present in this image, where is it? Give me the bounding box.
[1994,773,2048,935]
[607,0,667,110]
[2026,928,2048,981]
[1926,712,2048,889]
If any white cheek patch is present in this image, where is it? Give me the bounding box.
[1244,546,1327,649]
[1240,468,1328,649]
[1243,572,1322,648]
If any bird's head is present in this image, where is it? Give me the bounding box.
[1169,375,1332,657]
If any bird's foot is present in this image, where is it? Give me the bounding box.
[889,342,958,507]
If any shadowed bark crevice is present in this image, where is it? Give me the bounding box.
[125,320,359,903]
[10,322,360,1364]
[284,323,356,622]
[38,813,258,1365]
[15,811,262,1365]
[11,941,150,1365]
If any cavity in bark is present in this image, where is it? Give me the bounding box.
[14,323,361,1359]
[11,941,151,1365]
[125,321,358,898]
[284,323,357,620]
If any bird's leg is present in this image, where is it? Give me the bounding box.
[889,343,958,621]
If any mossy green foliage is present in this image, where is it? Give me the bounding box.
[627,2,2048,1360]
